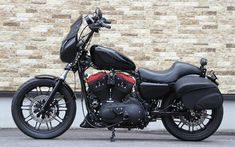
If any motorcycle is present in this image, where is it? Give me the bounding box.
[11,8,223,141]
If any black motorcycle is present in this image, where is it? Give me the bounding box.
[12,8,223,141]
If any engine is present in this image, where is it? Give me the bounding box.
[87,71,135,100]
[85,71,148,128]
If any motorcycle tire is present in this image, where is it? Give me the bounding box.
[11,78,76,139]
[161,95,223,141]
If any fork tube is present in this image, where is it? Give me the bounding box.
[43,79,63,111]
[42,64,71,111]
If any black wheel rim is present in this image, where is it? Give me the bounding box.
[170,99,215,133]
[19,85,70,132]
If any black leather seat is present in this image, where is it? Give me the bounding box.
[138,62,201,83]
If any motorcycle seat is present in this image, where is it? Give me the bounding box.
[138,62,201,83]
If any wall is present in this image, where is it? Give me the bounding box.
[0,0,235,93]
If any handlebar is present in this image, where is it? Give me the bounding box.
[85,15,111,29]
[85,8,111,31]
[100,21,111,29]
[100,18,111,29]
[78,8,111,51]
[101,17,111,24]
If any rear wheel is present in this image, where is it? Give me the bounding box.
[11,78,76,139]
[161,95,223,141]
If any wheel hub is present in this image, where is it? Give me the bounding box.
[173,100,208,129]
[180,110,207,126]
[30,95,59,123]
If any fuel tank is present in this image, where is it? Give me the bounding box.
[90,45,136,70]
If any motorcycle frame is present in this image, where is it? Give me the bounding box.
[42,62,190,121]
[41,27,140,115]
[42,30,96,113]
[41,28,214,121]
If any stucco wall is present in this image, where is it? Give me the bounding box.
[0,0,235,93]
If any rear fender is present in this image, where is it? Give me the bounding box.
[35,75,76,99]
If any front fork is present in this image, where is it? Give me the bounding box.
[39,64,72,114]
[40,62,90,114]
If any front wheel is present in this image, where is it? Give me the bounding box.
[11,78,76,139]
[161,95,223,141]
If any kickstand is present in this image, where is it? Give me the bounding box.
[110,127,116,142]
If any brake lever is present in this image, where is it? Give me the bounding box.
[96,19,111,29]
[105,19,111,24]
[101,17,111,24]
[101,22,111,29]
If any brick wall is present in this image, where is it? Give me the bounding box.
[0,0,235,93]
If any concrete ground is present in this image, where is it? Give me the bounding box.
[0,128,235,147]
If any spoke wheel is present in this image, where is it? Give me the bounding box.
[12,78,76,139]
[161,96,223,141]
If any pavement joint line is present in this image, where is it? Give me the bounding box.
[1,128,235,136]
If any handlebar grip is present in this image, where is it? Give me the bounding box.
[105,19,111,24]
[101,17,111,24]
[100,18,111,29]
[102,23,111,29]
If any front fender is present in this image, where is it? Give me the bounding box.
[35,74,76,99]
[35,74,57,80]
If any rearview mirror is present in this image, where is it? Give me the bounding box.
[95,8,102,19]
